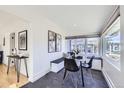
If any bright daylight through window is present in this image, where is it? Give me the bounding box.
[104,17,120,63]
[87,38,99,55]
[70,38,99,56]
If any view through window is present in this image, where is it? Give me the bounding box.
[87,38,99,55]
[71,39,85,54]
[105,17,120,62]
[70,37,99,55]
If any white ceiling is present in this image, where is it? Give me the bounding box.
[0,5,117,36]
[0,10,20,30]
[38,5,117,35]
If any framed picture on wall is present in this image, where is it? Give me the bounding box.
[56,33,62,52]
[18,30,27,50]
[48,30,56,53]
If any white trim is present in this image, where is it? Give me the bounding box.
[30,70,50,83]
[101,6,119,35]
[103,16,120,36]
[102,56,120,71]
[102,69,115,88]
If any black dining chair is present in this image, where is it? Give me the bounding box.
[63,58,84,87]
[81,56,95,70]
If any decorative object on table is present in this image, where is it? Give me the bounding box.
[56,33,62,52]
[3,37,5,46]
[12,48,17,55]
[18,30,27,50]
[73,48,80,54]
[48,30,56,53]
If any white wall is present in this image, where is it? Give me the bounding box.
[0,8,67,82]
[0,16,33,80]
[31,16,66,81]
[0,34,2,50]
[101,6,124,88]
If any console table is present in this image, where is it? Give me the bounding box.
[7,55,29,82]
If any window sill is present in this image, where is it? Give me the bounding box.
[102,55,120,71]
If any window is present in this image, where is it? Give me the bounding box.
[69,37,99,55]
[87,38,99,55]
[71,39,85,54]
[104,17,120,62]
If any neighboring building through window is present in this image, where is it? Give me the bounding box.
[70,39,85,54]
[105,17,120,61]
[69,37,99,56]
[87,38,99,55]
[103,17,120,69]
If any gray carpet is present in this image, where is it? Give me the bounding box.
[22,69,109,88]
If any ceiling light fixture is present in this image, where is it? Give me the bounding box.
[73,24,77,27]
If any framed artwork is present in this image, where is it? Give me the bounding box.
[56,34,62,52]
[48,30,56,53]
[18,30,27,50]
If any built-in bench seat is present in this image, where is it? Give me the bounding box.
[50,57,64,73]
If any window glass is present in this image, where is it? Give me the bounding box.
[87,38,99,55]
[71,39,85,54]
[105,17,120,61]
[70,37,99,55]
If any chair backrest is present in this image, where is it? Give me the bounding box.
[88,56,95,68]
[64,58,79,72]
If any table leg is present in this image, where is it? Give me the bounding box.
[101,59,103,69]
[24,58,29,78]
[14,58,17,71]
[7,58,11,74]
[80,61,84,87]
[17,59,21,82]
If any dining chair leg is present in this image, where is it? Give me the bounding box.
[24,58,29,78]
[63,69,67,80]
[7,58,11,74]
[80,61,84,87]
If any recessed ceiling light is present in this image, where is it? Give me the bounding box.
[73,24,77,27]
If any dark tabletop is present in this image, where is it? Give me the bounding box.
[7,55,29,59]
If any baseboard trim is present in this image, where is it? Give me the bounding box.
[102,69,115,88]
[31,69,50,83]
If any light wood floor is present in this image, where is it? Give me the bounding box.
[0,64,29,88]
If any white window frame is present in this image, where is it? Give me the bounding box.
[70,37,100,56]
[102,17,120,70]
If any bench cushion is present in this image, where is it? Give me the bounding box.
[51,57,64,64]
